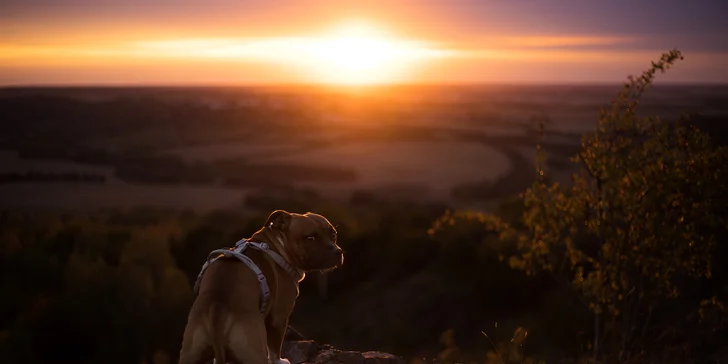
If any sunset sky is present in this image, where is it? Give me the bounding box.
[2,0,727,85]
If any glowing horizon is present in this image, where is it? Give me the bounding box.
[0,21,454,85]
[1,1,727,85]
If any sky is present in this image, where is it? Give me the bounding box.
[1,0,727,85]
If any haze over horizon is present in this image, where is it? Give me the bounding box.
[2,0,728,86]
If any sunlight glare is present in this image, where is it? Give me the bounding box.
[129,21,452,85]
[300,21,451,85]
[306,36,403,84]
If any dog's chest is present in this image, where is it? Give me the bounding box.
[271,281,298,311]
[266,289,297,325]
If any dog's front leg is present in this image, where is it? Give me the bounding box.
[266,321,290,364]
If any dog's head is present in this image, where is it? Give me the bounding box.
[264,209,344,271]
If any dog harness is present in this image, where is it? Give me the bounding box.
[193,238,304,314]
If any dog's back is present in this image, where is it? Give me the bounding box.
[181,258,270,364]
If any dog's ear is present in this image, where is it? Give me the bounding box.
[266,210,292,231]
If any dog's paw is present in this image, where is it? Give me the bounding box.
[272,358,291,364]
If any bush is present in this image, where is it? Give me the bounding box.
[434,50,728,362]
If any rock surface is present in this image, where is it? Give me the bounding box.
[281,340,405,364]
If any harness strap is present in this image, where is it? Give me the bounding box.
[193,241,271,314]
[238,240,306,283]
[192,238,305,315]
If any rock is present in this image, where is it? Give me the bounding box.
[282,340,319,364]
[319,344,335,351]
[314,349,338,364]
[281,340,403,364]
[334,351,365,364]
[362,352,406,364]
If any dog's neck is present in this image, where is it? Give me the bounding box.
[250,229,306,283]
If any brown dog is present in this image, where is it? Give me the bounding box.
[178,210,344,364]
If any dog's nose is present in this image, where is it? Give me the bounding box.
[330,245,344,264]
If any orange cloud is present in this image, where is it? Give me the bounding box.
[491,35,635,48]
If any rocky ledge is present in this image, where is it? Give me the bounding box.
[281,340,405,364]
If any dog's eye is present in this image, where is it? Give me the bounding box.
[306,236,316,241]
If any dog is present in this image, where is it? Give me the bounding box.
[178,210,344,364]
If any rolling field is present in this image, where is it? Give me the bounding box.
[1,84,725,211]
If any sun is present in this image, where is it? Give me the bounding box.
[301,22,442,85]
[130,21,452,85]
[309,36,397,82]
